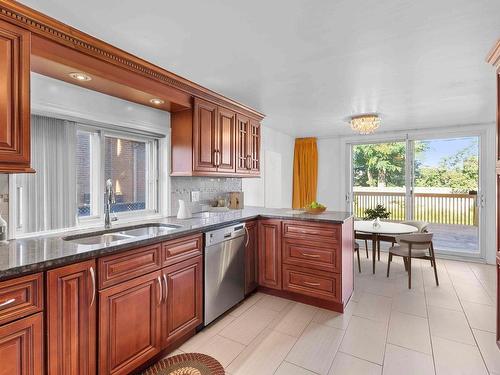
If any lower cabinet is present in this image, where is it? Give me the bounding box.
[47,260,96,375]
[0,312,43,375]
[162,256,203,347]
[99,270,162,375]
[245,221,258,294]
[258,219,282,290]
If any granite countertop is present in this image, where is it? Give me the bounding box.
[0,206,352,281]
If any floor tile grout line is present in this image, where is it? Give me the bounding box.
[443,260,490,373]
[422,264,438,375]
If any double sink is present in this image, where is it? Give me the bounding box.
[63,223,183,246]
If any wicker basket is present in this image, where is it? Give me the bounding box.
[304,207,326,214]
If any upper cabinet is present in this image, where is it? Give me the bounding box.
[0,20,32,173]
[171,97,261,177]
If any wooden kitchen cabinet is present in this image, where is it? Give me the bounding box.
[171,97,261,177]
[245,221,258,294]
[0,20,32,173]
[193,98,218,173]
[99,270,162,375]
[47,260,96,375]
[162,256,202,347]
[248,119,261,174]
[217,107,237,173]
[258,219,282,290]
[0,312,43,375]
[236,115,261,174]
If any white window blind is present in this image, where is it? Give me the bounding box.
[16,115,77,233]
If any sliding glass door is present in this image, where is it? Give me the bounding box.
[349,135,482,258]
[352,141,407,222]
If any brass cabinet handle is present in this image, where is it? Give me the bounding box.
[157,276,163,305]
[301,252,320,258]
[303,281,320,287]
[0,298,15,308]
[89,266,96,307]
[163,274,168,303]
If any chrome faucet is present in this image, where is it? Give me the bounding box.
[105,179,117,229]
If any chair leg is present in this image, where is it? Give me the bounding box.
[403,257,408,271]
[408,257,412,289]
[357,249,361,273]
[365,239,369,258]
[386,253,392,277]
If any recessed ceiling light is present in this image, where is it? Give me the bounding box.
[68,72,92,82]
[149,98,165,105]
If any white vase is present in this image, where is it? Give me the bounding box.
[177,200,192,219]
[372,217,381,229]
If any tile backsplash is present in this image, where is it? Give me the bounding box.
[170,177,242,215]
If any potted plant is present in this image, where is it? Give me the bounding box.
[364,205,391,220]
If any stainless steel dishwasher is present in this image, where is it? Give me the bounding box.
[204,222,247,325]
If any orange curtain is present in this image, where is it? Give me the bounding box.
[292,137,318,208]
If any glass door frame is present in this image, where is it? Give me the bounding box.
[346,128,486,261]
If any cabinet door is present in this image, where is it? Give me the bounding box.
[0,312,43,375]
[0,20,31,172]
[258,219,282,290]
[245,221,258,294]
[47,260,96,375]
[193,98,217,173]
[162,256,202,347]
[236,114,250,174]
[248,119,261,175]
[217,107,236,173]
[99,271,162,375]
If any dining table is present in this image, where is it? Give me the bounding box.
[354,220,419,274]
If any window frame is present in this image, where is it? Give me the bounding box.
[11,119,162,238]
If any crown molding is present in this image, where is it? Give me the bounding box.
[0,0,265,120]
[487,39,500,72]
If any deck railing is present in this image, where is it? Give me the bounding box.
[353,191,478,226]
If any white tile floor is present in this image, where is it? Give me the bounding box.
[166,252,499,375]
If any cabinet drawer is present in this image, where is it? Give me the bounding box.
[282,264,340,302]
[283,221,340,243]
[98,243,161,289]
[0,273,43,325]
[282,238,340,272]
[162,234,202,267]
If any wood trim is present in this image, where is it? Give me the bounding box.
[487,40,500,72]
[0,0,264,120]
[0,312,44,375]
[0,272,43,325]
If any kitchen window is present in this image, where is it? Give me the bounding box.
[12,114,160,237]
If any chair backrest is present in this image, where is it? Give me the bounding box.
[395,233,433,250]
[402,220,429,233]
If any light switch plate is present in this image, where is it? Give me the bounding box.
[191,190,200,202]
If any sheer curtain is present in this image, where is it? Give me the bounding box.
[16,115,77,234]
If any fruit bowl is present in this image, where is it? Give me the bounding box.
[304,206,326,214]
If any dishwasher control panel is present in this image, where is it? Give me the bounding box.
[205,222,246,246]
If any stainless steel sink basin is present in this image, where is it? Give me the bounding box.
[63,223,183,246]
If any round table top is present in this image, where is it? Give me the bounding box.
[354,220,419,235]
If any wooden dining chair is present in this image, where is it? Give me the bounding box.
[354,232,370,258]
[354,242,361,273]
[386,233,438,289]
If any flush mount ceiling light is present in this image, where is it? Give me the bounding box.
[149,98,165,105]
[68,72,92,82]
[350,114,381,134]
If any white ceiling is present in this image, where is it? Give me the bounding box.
[21,0,500,137]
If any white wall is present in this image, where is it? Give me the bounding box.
[242,126,294,208]
[316,124,497,264]
[317,137,343,211]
